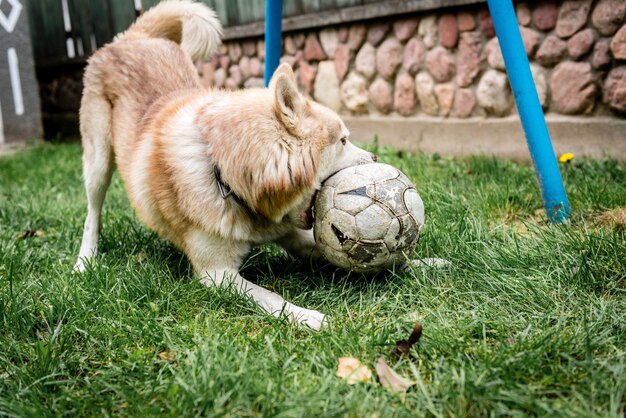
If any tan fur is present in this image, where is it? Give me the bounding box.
[75,0,375,330]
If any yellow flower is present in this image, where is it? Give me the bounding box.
[559,153,574,163]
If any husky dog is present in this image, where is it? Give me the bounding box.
[75,0,376,330]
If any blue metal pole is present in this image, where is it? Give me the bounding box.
[487,0,570,222]
[264,0,283,87]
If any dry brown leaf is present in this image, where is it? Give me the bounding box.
[336,357,372,384]
[157,350,176,362]
[16,229,45,240]
[132,252,149,262]
[375,357,414,393]
[392,322,423,357]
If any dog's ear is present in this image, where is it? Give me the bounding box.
[270,64,306,134]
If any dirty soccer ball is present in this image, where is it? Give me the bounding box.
[313,163,425,273]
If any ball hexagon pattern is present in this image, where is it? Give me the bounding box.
[314,163,425,273]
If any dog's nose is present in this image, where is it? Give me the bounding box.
[370,153,378,162]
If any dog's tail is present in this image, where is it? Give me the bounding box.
[116,0,222,61]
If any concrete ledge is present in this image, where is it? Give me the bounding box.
[344,115,626,161]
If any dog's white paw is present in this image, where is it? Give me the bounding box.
[72,257,91,274]
[293,308,327,331]
[73,260,86,274]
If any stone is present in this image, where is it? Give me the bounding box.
[550,61,596,114]
[334,44,351,81]
[520,26,542,57]
[338,27,349,43]
[415,71,439,115]
[567,28,596,59]
[320,28,339,58]
[369,77,393,114]
[376,38,403,79]
[219,44,228,55]
[284,36,297,55]
[458,11,476,31]
[314,61,341,111]
[555,0,593,38]
[457,31,483,87]
[434,83,455,116]
[304,34,327,61]
[611,24,626,59]
[532,0,558,31]
[476,69,511,116]
[242,40,256,57]
[341,71,369,112]
[439,14,459,48]
[280,54,298,68]
[244,77,265,89]
[530,64,548,108]
[348,24,367,50]
[604,66,626,113]
[536,35,568,66]
[478,8,496,38]
[484,28,540,62]
[294,33,306,49]
[224,78,238,90]
[257,40,265,60]
[228,65,243,87]
[402,38,426,75]
[219,55,230,70]
[516,3,531,26]
[394,73,416,116]
[393,18,419,41]
[200,63,215,88]
[453,88,476,118]
[298,61,317,94]
[228,43,242,63]
[355,43,376,79]
[486,38,505,70]
[214,68,226,88]
[591,0,626,36]
[418,15,438,48]
[425,46,456,82]
[239,56,250,79]
[592,39,612,69]
[367,22,390,47]
[249,57,263,77]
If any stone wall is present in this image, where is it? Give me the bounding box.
[197,0,626,119]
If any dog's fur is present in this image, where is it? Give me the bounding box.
[75,0,375,330]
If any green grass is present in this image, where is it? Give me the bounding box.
[1,142,625,417]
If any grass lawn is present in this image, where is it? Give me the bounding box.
[0,142,625,417]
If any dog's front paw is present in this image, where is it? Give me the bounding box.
[72,258,89,274]
[292,307,327,331]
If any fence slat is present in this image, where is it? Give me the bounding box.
[283,0,304,17]
[301,0,321,14]
[109,0,136,34]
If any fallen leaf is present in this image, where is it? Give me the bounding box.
[392,322,423,357]
[336,357,372,384]
[375,357,414,393]
[132,252,149,262]
[16,229,45,240]
[158,350,176,362]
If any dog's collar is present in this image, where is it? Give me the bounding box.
[214,166,252,212]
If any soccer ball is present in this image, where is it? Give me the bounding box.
[313,163,425,273]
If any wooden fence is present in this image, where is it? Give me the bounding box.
[27,0,483,67]
[27,0,393,67]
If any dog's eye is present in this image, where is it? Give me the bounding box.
[340,137,347,145]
